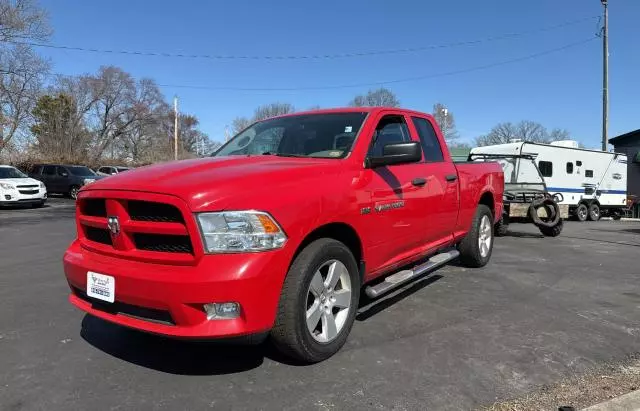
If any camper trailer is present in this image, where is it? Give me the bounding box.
[470,141,627,221]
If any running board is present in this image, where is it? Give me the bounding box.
[364,249,460,299]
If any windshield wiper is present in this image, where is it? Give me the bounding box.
[261,152,306,158]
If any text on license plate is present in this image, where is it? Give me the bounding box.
[86,271,115,303]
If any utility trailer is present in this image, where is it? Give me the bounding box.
[469,153,568,237]
[470,141,627,221]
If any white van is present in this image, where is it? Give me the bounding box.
[470,141,627,221]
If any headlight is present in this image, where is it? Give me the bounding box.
[197,211,287,253]
[0,183,15,190]
[83,178,95,185]
[39,182,45,189]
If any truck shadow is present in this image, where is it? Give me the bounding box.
[356,274,443,321]
[80,314,269,375]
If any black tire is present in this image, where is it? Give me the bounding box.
[458,204,494,268]
[612,214,622,221]
[69,185,80,200]
[539,218,563,237]
[529,198,561,228]
[587,203,600,221]
[270,238,360,363]
[495,215,509,237]
[574,204,588,222]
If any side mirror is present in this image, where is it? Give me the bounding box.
[366,141,422,168]
[60,172,68,177]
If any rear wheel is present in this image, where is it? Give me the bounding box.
[574,204,588,222]
[271,238,360,363]
[458,204,494,268]
[588,203,600,221]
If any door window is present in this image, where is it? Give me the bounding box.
[585,169,594,178]
[42,165,56,176]
[566,162,573,174]
[411,117,444,162]
[368,115,411,158]
[56,166,68,176]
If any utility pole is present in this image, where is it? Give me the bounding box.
[441,107,448,140]
[601,0,609,152]
[173,95,179,161]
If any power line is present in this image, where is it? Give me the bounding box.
[3,16,599,61]
[154,37,598,91]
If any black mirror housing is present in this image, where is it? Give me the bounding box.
[366,141,422,168]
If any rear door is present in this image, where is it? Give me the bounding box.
[408,116,459,244]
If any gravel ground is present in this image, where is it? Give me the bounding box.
[486,354,640,410]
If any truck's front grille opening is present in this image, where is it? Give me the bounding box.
[81,199,107,217]
[133,233,193,254]
[84,226,112,246]
[18,189,39,195]
[77,196,195,260]
[128,201,184,223]
[73,287,175,326]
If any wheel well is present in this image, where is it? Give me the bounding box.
[478,192,495,217]
[294,223,363,277]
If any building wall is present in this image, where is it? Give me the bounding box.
[612,140,640,198]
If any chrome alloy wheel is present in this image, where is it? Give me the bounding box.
[478,215,493,258]
[305,260,352,343]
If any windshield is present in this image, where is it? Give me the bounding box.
[67,166,96,176]
[0,167,27,179]
[214,112,368,159]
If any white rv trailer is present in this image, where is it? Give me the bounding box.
[470,141,627,221]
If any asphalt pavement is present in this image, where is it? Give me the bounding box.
[1,201,639,410]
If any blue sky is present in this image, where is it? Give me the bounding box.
[37,0,639,148]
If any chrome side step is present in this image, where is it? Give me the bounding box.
[364,249,460,299]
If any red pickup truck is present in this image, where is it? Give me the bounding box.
[63,107,503,362]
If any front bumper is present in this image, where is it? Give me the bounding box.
[0,190,47,206]
[63,239,293,339]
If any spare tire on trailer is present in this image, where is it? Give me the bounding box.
[529,198,561,228]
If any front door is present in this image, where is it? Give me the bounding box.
[359,113,431,273]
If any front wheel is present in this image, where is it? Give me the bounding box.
[271,238,360,363]
[69,185,80,200]
[574,204,588,222]
[458,204,494,268]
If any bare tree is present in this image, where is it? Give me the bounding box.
[0,0,51,43]
[475,121,573,147]
[0,44,48,151]
[253,102,294,121]
[349,88,400,107]
[231,103,295,134]
[432,103,459,142]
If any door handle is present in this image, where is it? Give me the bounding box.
[412,177,427,187]
[445,174,458,182]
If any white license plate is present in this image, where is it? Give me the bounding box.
[86,271,115,303]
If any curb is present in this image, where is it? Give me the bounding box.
[621,218,640,222]
[582,389,640,411]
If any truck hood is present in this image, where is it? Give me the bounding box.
[84,156,343,211]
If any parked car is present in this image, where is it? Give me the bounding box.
[96,166,132,176]
[62,107,504,363]
[30,164,104,199]
[0,165,47,207]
